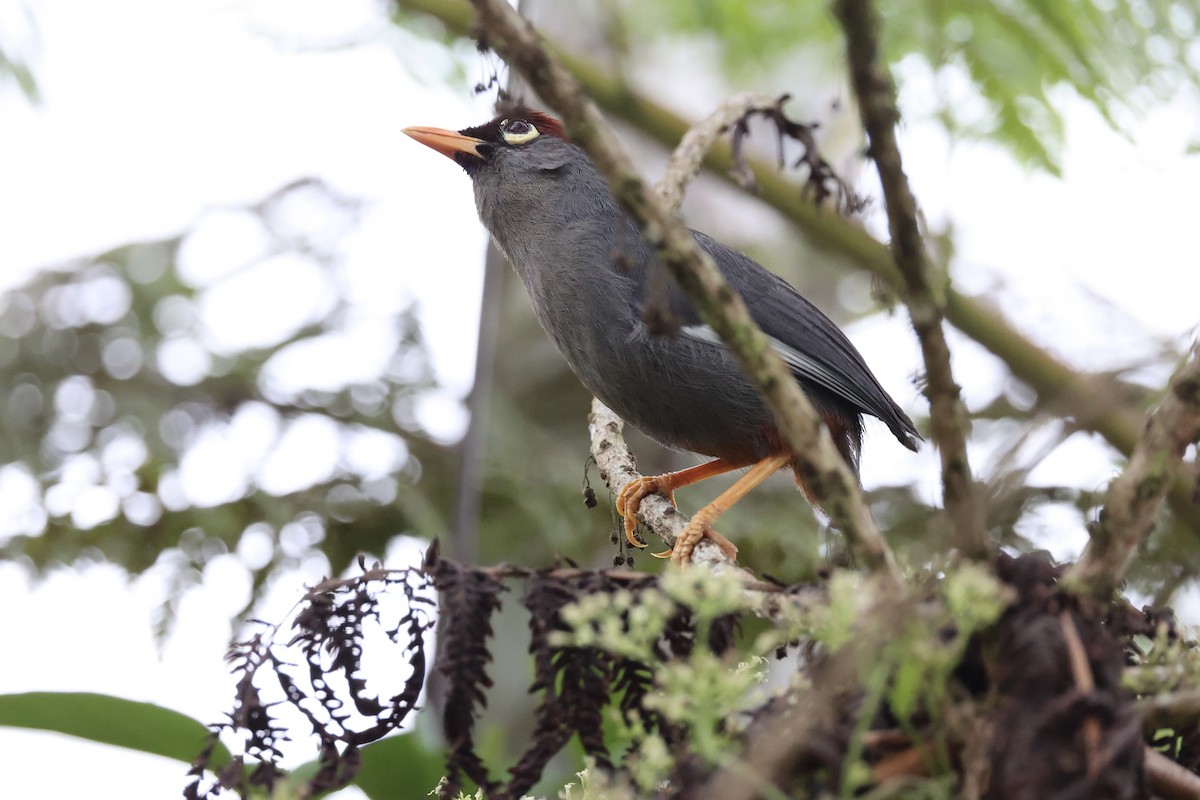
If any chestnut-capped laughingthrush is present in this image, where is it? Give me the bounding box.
[404,109,920,565]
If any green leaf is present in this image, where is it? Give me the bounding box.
[345,733,445,800]
[0,692,230,768]
[285,732,444,799]
[0,693,444,797]
[0,48,40,102]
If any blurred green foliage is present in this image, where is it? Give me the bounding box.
[0,1,39,103]
[0,181,454,613]
[629,0,1200,173]
[0,46,38,101]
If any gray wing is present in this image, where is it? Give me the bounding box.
[661,231,920,450]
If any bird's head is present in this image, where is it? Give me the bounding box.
[403,109,569,178]
[404,109,606,247]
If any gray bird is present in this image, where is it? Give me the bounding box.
[404,109,919,565]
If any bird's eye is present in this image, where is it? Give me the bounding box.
[500,119,540,145]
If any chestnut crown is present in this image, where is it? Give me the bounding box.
[460,109,566,146]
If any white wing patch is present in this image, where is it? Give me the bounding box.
[680,324,867,413]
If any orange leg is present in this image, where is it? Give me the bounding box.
[663,453,792,566]
[616,458,750,550]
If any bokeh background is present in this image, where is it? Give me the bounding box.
[2,0,1199,796]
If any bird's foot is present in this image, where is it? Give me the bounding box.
[615,475,677,549]
[653,517,738,566]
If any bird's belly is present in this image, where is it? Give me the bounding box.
[573,332,783,462]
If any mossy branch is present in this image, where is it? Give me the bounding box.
[653,92,780,210]
[1068,342,1200,597]
[588,400,738,571]
[832,0,988,560]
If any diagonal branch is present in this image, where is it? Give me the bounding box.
[653,92,780,210]
[1068,342,1200,597]
[467,0,903,588]
[643,92,784,334]
[833,0,989,560]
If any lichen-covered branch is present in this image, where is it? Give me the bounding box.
[468,0,902,586]
[832,0,989,560]
[645,94,858,337]
[587,399,738,571]
[654,92,779,210]
[1069,343,1200,597]
[642,92,783,333]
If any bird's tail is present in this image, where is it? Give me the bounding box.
[791,411,863,509]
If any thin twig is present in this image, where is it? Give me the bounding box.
[644,93,854,334]
[832,0,989,561]
[654,92,780,211]
[642,92,783,334]
[870,745,928,782]
[468,0,904,588]
[1069,342,1200,597]
[1059,611,1102,780]
[452,0,538,563]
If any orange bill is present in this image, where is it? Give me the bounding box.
[402,126,485,160]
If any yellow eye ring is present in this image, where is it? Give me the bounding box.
[500,119,540,145]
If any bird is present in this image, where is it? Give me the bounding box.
[404,108,920,566]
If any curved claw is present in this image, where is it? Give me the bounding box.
[616,469,743,565]
[616,476,672,550]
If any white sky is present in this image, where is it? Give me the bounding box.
[1,1,1199,798]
